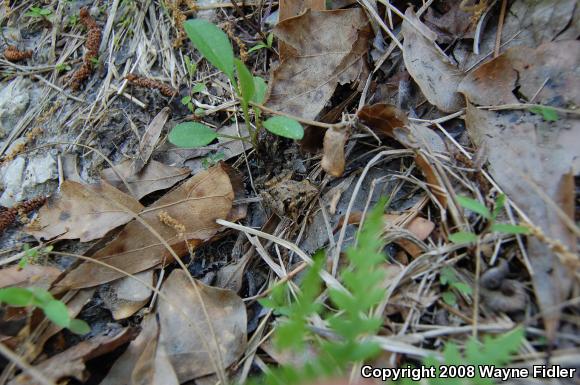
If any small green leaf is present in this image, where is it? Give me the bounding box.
[263,116,304,140]
[248,43,267,53]
[184,56,197,77]
[194,108,205,116]
[449,231,478,244]
[43,300,70,327]
[235,59,255,107]
[267,32,274,47]
[530,106,559,121]
[491,223,530,235]
[30,287,54,307]
[192,83,206,93]
[439,267,456,285]
[183,19,235,82]
[252,77,267,104]
[0,287,34,307]
[457,195,491,219]
[69,319,91,335]
[168,122,217,148]
[451,282,473,295]
[492,193,506,220]
[181,96,192,105]
[442,291,457,306]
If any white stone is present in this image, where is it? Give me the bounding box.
[0,156,26,207]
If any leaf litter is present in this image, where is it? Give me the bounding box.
[0,0,579,384]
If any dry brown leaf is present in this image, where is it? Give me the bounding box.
[278,0,325,60]
[99,315,170,385]
[266,9,371,120]
[9,328,135,385]
[215,252,251,292]
[132,107,170,174]
[0,264,61,289]
[56,164,236,289]
[357,103,408,137]
[101,271,154,320]
[157,270,247,382]
[464,103,578,340]
[401,8,465,113]
[321,127,348,177]
[459,40,580,107]
[423,2,475,43]
[26,181,144,242]
[101,159,190,200]
[385,214,435,257]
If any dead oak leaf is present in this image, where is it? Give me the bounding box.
[56,164,236,289]
[101,159,190,200]
[266,9,371,120]
[401,8,465,113]
[158,270,247,382]
[26,181,144,242]
[459,40,580,107]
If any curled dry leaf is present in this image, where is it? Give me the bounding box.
[321,127,348,177]
[101,159,190,200]
[157,270,247,382]
[26,181,144,242]
[9,327,136,385]
[357,103,408,137]
[266,9,371,120]
[56,164,237,289]
[101,270,154,320]
[401,8,465,113]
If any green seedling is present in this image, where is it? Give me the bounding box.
[408,327,524,385]
[25,6,52,19]
[248,32,274,54]
[184,56,197,78]
[0,287,90,335]
[168,19,303,149]
[449,194,530,244]
[18,244,53,268]
[55,63,72,72]
[439,266,472,306]
[258,199,390,385]
[181,96,194,113]
[529,105,559,122]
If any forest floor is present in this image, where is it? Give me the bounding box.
[0,0,578,384]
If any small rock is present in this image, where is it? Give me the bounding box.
[22,153,57,197]
[0,77,31,139]
[0,156,26,207]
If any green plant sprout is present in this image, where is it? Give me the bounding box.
[248,32,274,54]
[168,19,303,150]
[25,6,52,19]
[439,266,472,306]
[258,199,389,384]
[404,327,524,385]
[18,244,54,268]
[449,194,530,244]
[55,63,72,72]
[0,286,90,335]
[529,105,559,122]
[184,56,197,78]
